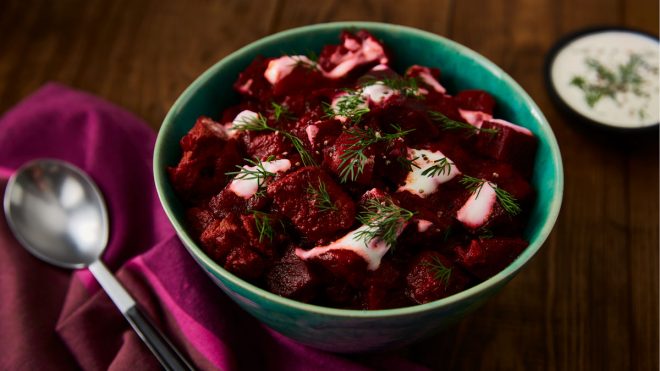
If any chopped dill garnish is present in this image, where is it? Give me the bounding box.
[570,54,656,112]
[271,101,296,121]
[225,156,277,196]
[290,52,319,70]
[361,76,422,98]
[397,155,420,172]
[428,110,499,136]
[420,157,454,177]
[421,255,453,287]
[324,89,370,123]
[459,175,521,216]
[306,178,338,212]
[231,112,270,132]
[251,210,274,242]
[476,227,494,240]
[230,112,316,166]
[354,197,414,250]
[338,124,414,183]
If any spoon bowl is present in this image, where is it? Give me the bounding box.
[3,159,191,370]
[4,159,108,268]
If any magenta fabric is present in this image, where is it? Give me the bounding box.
[0,84,429,371]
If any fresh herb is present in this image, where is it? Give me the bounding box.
[231,112,270,132]
[306,178,338,212]
[324,89,370,123]
[225,156,277,196]
[570,53,657,110]
[338,124,414,182]
[397,155,420,172]
[251,210,275,242]
[361,76,422,98]
[354,197,414,250]
[271,101,296,121]
[428,110,499,136]
[476,227,494,240]
[459,175,522,216]
[290,52,319,70]
[230,112,315,166]
[420,157,454,177]
[421,255,453,287]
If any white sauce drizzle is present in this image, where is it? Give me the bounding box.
[228,159,291,199]
[295,224,396,271]
[456,181,497,229]
[458,109,493,128]
[489,118,533,136]
[322,37,389,79]
[417,219,433,232]
[305,124,319,146]
[362,82,396,104]
[264,55,315,84]
[417,69,446,94]
[397,148,461,198]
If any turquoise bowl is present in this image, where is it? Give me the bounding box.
[154,22,564,353]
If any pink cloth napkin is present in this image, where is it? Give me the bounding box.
[0,84,429,370]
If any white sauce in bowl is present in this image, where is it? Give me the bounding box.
[550,30,659,128]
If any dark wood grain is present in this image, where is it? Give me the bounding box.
[0,0,657,370]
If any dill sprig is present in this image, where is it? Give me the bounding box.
[420,157,454,177]
[428,110,499,136]
[361,76,422,98]
[231,112,270,132]
[571,54,656,110]
[324,90,370,123]
[225,156,277,196]
[421,255,453,287]
[271,101,296,121]
[251,210,275,242]
[290,52,319,70]
[459,175,522,216]
[230,112,316,166]
[354,197,414,249]
[397,155,421,172]
[306,178,338,212]
[338,124,414,182]
[476,227,494,240]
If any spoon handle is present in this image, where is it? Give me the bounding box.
[88,260,194,371]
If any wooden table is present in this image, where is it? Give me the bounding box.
[1,1,657,369]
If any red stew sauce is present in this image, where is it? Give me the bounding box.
[168,30,538,309]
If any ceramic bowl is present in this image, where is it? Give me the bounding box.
[154,22,564,353]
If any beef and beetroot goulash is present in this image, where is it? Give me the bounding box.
[168,30,538,309]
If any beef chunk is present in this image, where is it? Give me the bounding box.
[267,167,356,242]
[405,251,469,304]
[456,238,528,280]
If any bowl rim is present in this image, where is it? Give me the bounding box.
[155,21,564,318]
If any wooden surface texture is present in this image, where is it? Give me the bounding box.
[0,1,658,369]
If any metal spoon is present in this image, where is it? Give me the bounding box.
[3,159,193,371]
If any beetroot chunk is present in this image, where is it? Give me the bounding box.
[456,238,528,280]
[199,214,245,262]
[224,246,266,281]
[475,120,538,177]
[265,247,317,302]
[455,90,496,114]
[167,117,243,202]
[405,251,469,304]
[267,167,356,243]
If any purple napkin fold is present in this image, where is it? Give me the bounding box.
[0,84,429,371]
